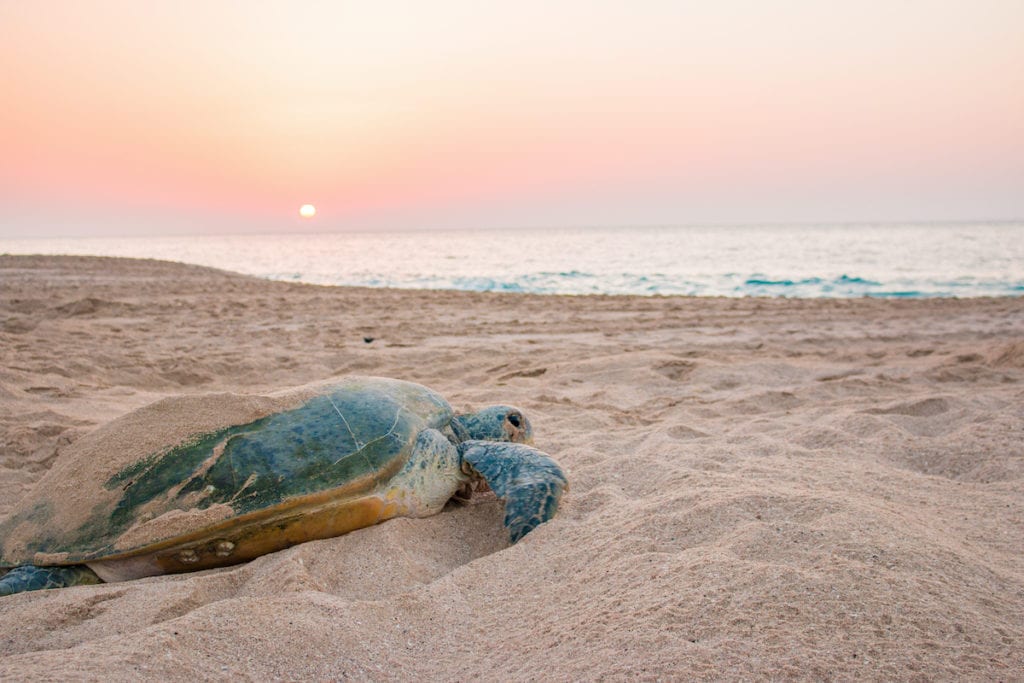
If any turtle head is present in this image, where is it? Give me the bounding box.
[454,405,533,444]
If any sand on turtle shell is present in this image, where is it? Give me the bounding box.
[0,254,1022,681]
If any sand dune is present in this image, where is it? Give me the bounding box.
[1,254,1021,680]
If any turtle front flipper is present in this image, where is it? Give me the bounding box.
[0,565,101,596]
[459,441,567,543]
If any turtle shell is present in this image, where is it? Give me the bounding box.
[0,377,454,574]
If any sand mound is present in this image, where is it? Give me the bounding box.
[990,341,1024,368]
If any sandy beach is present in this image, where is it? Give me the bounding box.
[1,254,1021,681]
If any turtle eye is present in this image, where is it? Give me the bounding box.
[507,412,522,428]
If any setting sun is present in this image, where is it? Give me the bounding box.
[299,204,316,218]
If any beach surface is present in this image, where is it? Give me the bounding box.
[1,254,1022,681]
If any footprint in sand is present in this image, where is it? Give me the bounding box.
[654,360,696,381]
[498,367,547,381]
[666,425,709,440]
[865,397,950,417]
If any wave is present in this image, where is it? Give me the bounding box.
[277,271,1024,298]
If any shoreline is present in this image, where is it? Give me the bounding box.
[4,252,1022,303]
[1,254,1022,680]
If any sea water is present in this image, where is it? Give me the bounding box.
[1,223,1021,298]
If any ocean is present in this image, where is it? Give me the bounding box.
[2,223,1022,298]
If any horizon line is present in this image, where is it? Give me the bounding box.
[2,218,1023,242]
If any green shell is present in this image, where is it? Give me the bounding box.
[0,377,454,566]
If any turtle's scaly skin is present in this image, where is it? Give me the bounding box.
[0,377,567,594]
[462,441,567,542]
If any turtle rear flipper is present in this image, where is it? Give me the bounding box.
[0,565,101,596]
[459,441,567,543]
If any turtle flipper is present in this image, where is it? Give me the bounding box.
[0,565,101,596]
[459,441,567,543]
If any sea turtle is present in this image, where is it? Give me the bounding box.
[0,377,567,596]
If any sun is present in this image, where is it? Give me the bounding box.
[298,204,316,218]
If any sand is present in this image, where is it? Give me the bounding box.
[1,253,1022,681]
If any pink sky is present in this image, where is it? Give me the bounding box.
[2,1,1022,237]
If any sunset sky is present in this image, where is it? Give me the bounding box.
[2,1,1022,237]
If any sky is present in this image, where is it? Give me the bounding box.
[1,1,1022,237]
